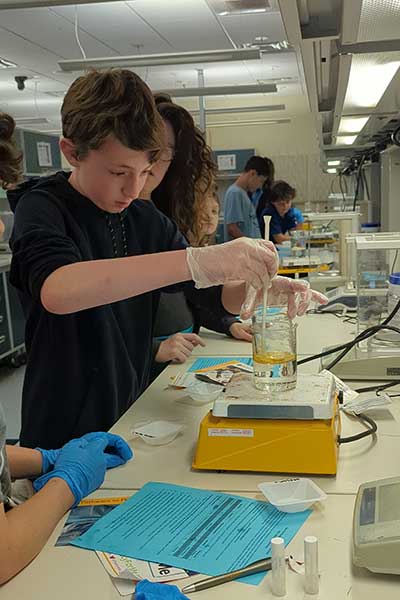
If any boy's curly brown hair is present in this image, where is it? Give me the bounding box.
[61,69,164,161]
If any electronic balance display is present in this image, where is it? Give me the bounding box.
[353,477,400,575]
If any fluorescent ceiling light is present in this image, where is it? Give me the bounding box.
[59,48,261,73]
[336,135,357,145]
[327,168,338,174]
[208,119,290,128]
[0,57,17,68]
[156,84,277,98]
[218,8,267,15]
[328,160,341,166]
[343,54,400,109]
[15,117,49,126]
[339,116,369,133]
[192,104,285,115]
[0,0,119,7]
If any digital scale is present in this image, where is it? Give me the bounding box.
[193,373,341,475]
[353,476,400,574]
[318,285,358,312]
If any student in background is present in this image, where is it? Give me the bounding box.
[261,180,300,244]
[140,102,252,381]
[0,111,133,585]
[194,187,220,247]
[9,70,281,449]
[224,156,271,241]
[254,157,275,233]
[248,156,274,218]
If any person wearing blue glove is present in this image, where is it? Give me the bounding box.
[0,425,133,584]
[135,579,189,600]
[37,431,134,476]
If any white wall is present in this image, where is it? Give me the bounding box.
[207,114,335,208]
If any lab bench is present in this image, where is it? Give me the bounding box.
[0,255,26,364]
[2,313,400,600]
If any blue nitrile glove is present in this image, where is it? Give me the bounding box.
[36,433,133,474]
[33,435,111,506]
[79,432,133,468]
[135,580,189,600]
[36,448,61,474]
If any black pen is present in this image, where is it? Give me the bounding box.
[181,556,273,594]
[194,373,225,386]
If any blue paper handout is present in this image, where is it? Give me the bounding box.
[71,482,310,585]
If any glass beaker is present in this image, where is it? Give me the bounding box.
[290,229,307,258]
[252,307,297,393]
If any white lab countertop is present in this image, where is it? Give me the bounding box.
[104,355,400,494]
[3,313,400,599]
[2,491,400,600]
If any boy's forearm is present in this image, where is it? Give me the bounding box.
[41,250,191,315]
[0,478,74,584]
[6,446,43,479]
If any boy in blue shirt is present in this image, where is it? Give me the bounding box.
[262,181,301,243]
[224,156,271,240]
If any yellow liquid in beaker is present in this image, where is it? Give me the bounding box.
[253,351,297,392]
[253,351,296,364]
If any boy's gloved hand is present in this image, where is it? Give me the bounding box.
[135,579,189,600]
[36,432,133,473]
[33,432,133,506]
[186,238,278,290]
[240,277,328,320]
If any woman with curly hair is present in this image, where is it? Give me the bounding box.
[140,102,253,380]
[150,101,217,245]
[0,113,23,239]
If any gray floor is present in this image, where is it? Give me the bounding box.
[0,364,24,440]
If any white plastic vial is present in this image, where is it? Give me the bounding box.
[271,537,286,596]
[304,536,319,595]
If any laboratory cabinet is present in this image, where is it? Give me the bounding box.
[0,261,25,364]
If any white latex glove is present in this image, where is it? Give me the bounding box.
[155,333,205,364]
[186,238,278,289]
[240,277,328,320]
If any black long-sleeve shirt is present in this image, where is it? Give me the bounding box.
[8,172,229,449]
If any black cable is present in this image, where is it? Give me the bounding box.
[391,249,399,274]
[352,155,366,211]
[362,169,370,202]
[354,380,400,394]
[338,412,377,444]
[391,125,400,147]
[338,174,346,210]
[298,323,400,366]
[324,324,400,371]
[298,297,400,367]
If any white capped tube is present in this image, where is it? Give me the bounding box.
[271,537,286,597]
[304,535,319,595]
